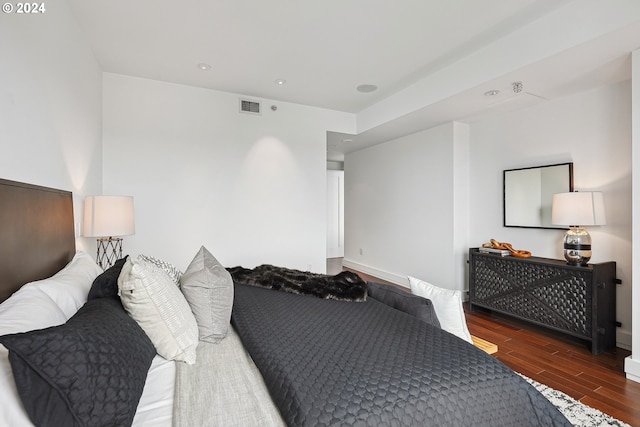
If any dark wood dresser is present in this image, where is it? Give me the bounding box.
[468,248,617,355]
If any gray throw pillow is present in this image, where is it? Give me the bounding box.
[367,281,441,329]
[180,246,234,343]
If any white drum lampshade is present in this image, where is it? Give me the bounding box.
[83,196,135,269]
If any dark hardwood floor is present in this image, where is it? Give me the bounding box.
[340,264,640,426]
[467,306,640,426]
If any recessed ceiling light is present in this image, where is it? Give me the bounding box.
[357,84,378,93]
[197,63,211,71]
[275,79,287,85]
[484,89,500,96]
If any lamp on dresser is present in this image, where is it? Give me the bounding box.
[82,195,135,270]
[551,191,606,266]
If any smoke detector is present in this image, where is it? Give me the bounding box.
[512,82,523,93]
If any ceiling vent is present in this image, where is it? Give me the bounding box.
[240,99,261,115]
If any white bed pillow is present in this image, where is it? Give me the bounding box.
[408,276,473,344]
[0,253,97,334]
[118,256,199,364]
[0,286,67,336]
[30,251,102,319]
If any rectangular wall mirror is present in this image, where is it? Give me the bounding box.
[503,162,573,229]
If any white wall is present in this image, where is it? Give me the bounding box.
[0,0,103,253]
[625,49,640,382]
[470,81,632,349]
[344,122,470,290]
[344,82,631,349]
[102,73,354,272]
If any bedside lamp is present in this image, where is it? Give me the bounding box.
[83,196,135,270]
[551,191,606,266]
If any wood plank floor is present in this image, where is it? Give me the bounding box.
[466,306,640,427]
[340,264,640,426]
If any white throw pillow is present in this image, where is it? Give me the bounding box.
[30,251,102,319]
[118,256,199,364]
[408,276,473,344]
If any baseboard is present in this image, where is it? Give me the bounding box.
[625,356,640,383]
[617,330,632,351]
[342,259,409,289]
[341,259,471,301]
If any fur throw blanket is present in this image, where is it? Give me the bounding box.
[227,264,367,302]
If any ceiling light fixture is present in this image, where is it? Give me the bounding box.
[197,63,211,71]
[484,89,500,96]
[357,84,378,93]
[275,79,287,85]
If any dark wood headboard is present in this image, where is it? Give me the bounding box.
[0,179,76,302]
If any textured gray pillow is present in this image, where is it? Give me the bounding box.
[180,246,234,343]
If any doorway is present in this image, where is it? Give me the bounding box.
[326,169,344,264]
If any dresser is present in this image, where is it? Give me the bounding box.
[468,248,617,355]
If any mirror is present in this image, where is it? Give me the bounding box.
[503,163,573,229]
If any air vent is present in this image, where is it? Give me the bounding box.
[240,99,261,115]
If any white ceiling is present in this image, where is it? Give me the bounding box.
[67,0,640,161]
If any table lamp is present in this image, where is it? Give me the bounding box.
[83,195,135,270]
[551,191,606,266]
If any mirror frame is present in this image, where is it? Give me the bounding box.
[503,162,574,229]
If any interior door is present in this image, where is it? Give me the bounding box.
[326,170,344,258]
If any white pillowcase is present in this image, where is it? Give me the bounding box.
[0,286,67,336]
[408,276,473,344]
[118,256,199,364]
[29,251,102,319]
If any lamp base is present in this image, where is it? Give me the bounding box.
[96,237,123,270]
[563,226,591,266]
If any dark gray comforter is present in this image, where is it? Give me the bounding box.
[231,283,570,427]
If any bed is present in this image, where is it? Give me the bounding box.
[0,178,571,426]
